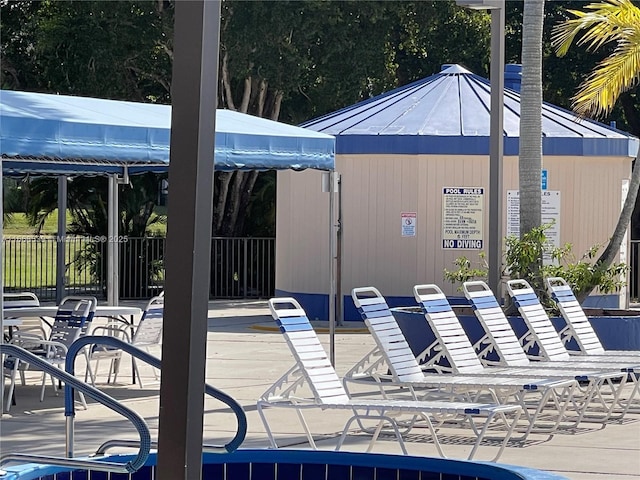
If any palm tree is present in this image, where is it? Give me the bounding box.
[553,0,640,300]
[519,0,545,294]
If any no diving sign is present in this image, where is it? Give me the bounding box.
[442,187,484,249]
[401,212,417,237]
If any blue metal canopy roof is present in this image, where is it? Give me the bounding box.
[0,90,335,175]
[301,64,638,158]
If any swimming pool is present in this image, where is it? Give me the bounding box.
[0,449,568,480]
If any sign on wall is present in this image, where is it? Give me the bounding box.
[401,212,417,237]
[507,190,561,257]
[442,187,484,249]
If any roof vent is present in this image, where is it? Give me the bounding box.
[440,64,472,74]
[505,64,522,92]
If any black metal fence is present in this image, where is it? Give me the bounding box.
[2,236,275,301]
[630,240,640,304]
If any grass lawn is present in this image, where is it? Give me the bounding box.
[3,211,65,235]
[3,211,166,292]
[3,211,167,235]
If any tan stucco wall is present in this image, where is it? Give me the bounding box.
[276,153,631,300]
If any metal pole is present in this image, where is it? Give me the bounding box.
[107,174,119,305]
[56,177,67,304]
[157,1,219,478]
[328,171,336,366]
[488,4,505,300]
[1,159,4,413]
[336,174,343,327]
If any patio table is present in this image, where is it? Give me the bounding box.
[3,305,142,323]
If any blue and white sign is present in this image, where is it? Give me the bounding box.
[541,169,548,190]
[401,212,417,237]
[442,187,484,249]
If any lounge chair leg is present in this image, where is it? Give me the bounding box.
[256,402,279,449]
[295,408,317,449]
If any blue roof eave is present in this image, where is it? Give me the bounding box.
[333,135,639,157]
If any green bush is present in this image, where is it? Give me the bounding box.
[444,224,627,312]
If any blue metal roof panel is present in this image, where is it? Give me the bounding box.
[302,64,638,158]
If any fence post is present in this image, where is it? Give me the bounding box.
[243,238,248,297]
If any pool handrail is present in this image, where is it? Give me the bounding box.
[95,438,243,457]
[0,344,151,474]
[66,336,247,454]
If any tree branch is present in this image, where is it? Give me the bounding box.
[239,75,252,113]
[221,51,236,111]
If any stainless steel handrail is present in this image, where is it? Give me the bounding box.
[95,438,241,457]
[66,336,247,454]
[0,344,151,474]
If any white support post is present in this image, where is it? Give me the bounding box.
[56,177,67,304]
[107,174,119,305]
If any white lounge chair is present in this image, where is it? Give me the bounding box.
[257,297,523,461]
[546,276,640,359]
[505,279,640,410]
[505,279,640,368]
[463,280,638,419]
[346,287,577,439]
[415,283,629,424]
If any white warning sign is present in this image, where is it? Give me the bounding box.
[401,212,417,237]
[506,190,560,246]
[442,187,484,249]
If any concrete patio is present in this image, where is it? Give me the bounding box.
[1,300,639,479]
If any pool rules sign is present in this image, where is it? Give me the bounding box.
[442,187,484,249]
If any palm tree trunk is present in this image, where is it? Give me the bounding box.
[518,0,545,294]
[519,0,544,236]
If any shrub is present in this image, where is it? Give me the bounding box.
[443,224,627,312]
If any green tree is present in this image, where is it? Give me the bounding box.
[1,0,174,101]
[553,0,640,301]
[1,0,493,238]
[215,0,494,235]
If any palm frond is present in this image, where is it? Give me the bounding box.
[572,32,640,118]
[552,0,640,119]
[552,0,640,56]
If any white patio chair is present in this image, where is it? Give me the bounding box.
[546,276,640,359]
[3,292,46,408]
[346,286,576,439]
[5,296,97,409]
[257,297,522,462]
[3,292,47,340]
[87,295,163,388]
